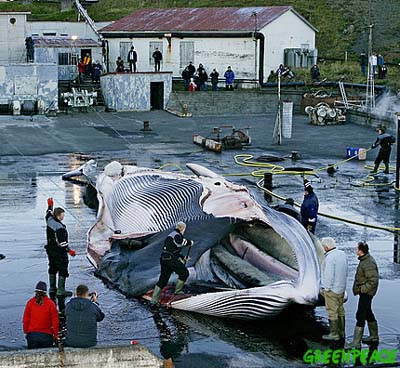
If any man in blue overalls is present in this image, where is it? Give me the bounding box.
[301,180,319,234]
[150,222,193,306]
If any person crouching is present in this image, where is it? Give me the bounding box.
[64,285,105,348]
[23,281,59,349]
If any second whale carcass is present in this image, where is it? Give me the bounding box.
[63,161,324,319]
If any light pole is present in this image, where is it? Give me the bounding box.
[251,11,258,87]
[394,113,400,264]
[71,35,78,83]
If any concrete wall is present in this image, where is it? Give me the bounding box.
[0,345,163,368]
[0,13,29,63]
[0,64,58,111]
[346,109,397,131]
[27,21,111,39]
[101,72,172,111]
[103,10,315,82]
[167,89,304,116]
[35,47,103,80]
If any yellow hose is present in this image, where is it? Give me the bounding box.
[256,179,400,233]
[231,151,400,232]
[158,163,185,173]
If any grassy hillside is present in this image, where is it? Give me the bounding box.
[1,0,399,63]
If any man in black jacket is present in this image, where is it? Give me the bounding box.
[152,48,163,72]
[210,69,219,91]
[150,222,193,306]
[45,198,76,301]
[187,62,195,78]
[370,126,395,174]
[127,46,137,73]
[65,285,105,348]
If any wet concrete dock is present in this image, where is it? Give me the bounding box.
[0,111,399,367]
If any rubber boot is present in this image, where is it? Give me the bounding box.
[56,276,73,298]
[49,274,57,302]
[384,164,390,174]
[338,315,346,340]
[345,326,364,349]
[362,321,379,343]
[174,280,185,295]
[322,320,340,341]
[149,286,162,307]
[370,164,379,174]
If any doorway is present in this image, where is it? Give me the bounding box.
[150,82,164,110]
[81,49,92,61]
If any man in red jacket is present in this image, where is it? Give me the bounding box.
[23,281,59,349]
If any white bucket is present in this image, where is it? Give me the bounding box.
[358,148,367,161]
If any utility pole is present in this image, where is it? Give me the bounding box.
[365,24,375,112]
[272,72,282,145]
[394,113,400,264]
[396,114,400,190]
[251,12,258,88]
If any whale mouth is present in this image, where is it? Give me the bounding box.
[96,219,301,296]
[193,221,299,290]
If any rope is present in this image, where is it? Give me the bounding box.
[158,163,186,173]
[255,178,400,233]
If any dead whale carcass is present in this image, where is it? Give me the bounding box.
[63,161,323,319]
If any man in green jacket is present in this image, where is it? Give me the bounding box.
[345,241,379,349]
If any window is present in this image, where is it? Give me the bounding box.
[179,41,194,68]
[43,32,57,36]
[58,53,79,65]
[119,42,133,61]
[60,33,69,37]
[149,41,163,65]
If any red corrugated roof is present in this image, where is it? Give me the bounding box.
[33,36,101,48]
[101,6,294,33]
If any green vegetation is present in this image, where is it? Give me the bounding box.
[1,0,399,88]
[292,62,400,91]
[1,0,399,62]
[0,2,76,21]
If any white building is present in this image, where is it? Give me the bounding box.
[27,21,111,39]
[0,11,30,63]
[100,6,317,83]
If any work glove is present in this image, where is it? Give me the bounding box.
[47,197,54,210]
[68,249,76,257]
[307,224,313,232]
[308,218,316,223]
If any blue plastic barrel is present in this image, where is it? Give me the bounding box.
[346,147,360,158]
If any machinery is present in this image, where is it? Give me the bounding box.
[305,102,345,125]
[193,125,251,153]
[61,88,97,109]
